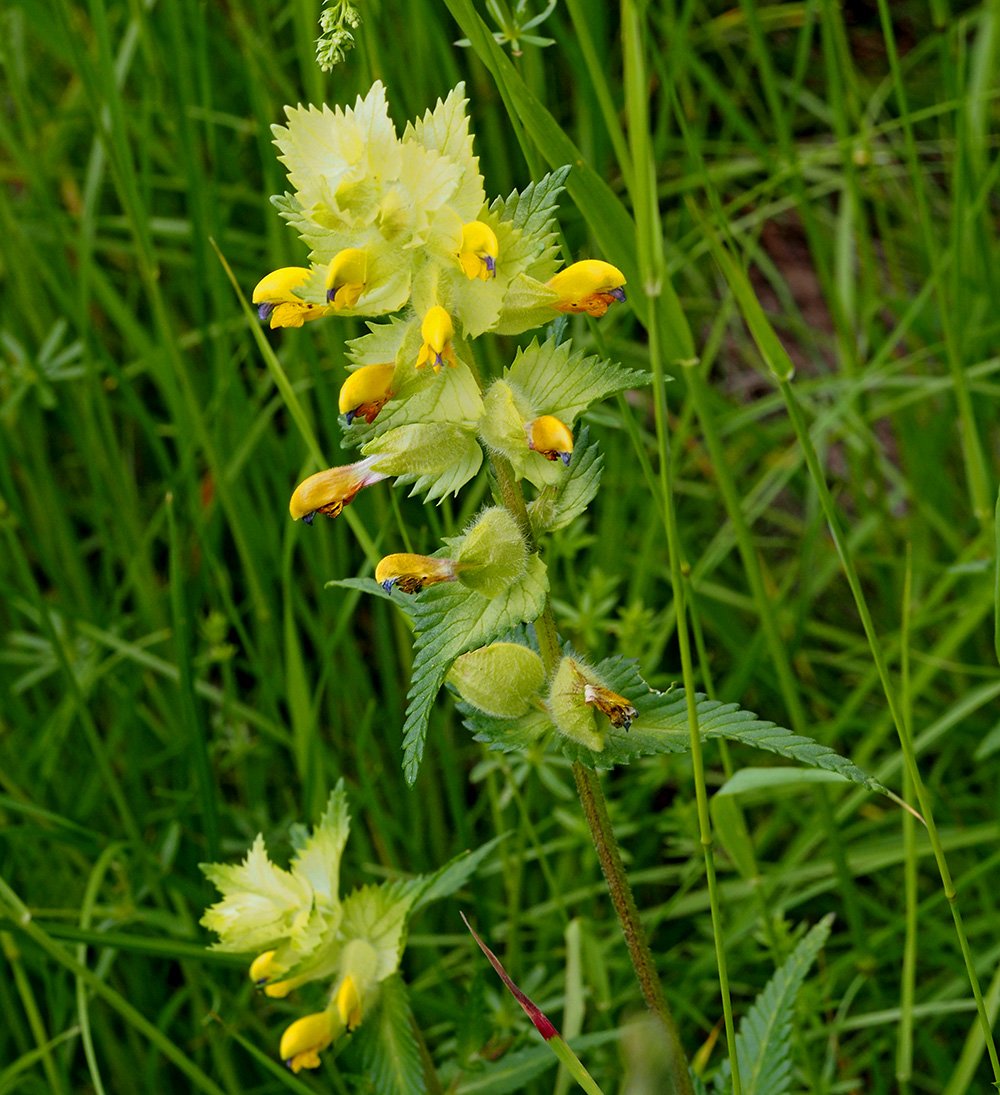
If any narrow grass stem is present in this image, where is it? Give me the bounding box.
[621,3,741,1085]
[777,377,1000,1080]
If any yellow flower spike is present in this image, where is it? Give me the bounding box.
[289,457,389,524]
[375,553,458,594]
[325,248,368,309]
[339,363,395,425]
[458,221,499,280]
[415,306,457,373]
[547,259,627,317]
[279,1011,340,1074]
[335,974,363,1032]
[526,415,574,466]
[583,681,638,731]
[252,267,329,329]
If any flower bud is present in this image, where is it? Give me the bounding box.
[448,643,546,717]
[454,508,528,597]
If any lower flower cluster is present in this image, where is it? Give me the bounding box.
[200,785,414,1073]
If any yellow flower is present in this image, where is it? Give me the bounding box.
[325,248,368,309]
[375,553,458,594]
[249,950,304,999]
[253,267,330,329]
[334,974,363,1031]
[279,1011,340,1073]
[526,415,574,466]
[547,260,627,317]
[415,306,457,372]
[339,363,395,424]
[458,221,499,280]
[289,458,388,523]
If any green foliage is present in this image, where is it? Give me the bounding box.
[464,653,884,792]
[349,975,425,1095]
[713,916,835,1095]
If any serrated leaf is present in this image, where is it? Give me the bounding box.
[714,916,834,1095]
[490,166,570,280]
[349,975,425,1095]
[528,426,603,533]
[404,83,485,220]
[363,422,484,502]
[506,337,651,425]
[466,655,885,792]
[400,555,549,783]
[408,833,505,915]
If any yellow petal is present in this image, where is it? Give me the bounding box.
[458,221,499,280]
[289,459,387,523]
[339,363,395,424]
[335,974,363,1032]
[416,306,457,372]
[325,248,368,309]
[375,553,457,594]
[547,260,626,317]
[279,1011,339,1073]
[252,267,329,328]
[526,415,574,466]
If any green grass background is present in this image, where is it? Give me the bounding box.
[2,1,999,1091]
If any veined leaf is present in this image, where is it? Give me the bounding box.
[506,337,651,425]
[408,833,506,915]
[465,655,885,793]
[363,422,484,502]
[400,555,548,783]
[714,916,835,1095]
[348,975,424,1095]
[490,166,570,281]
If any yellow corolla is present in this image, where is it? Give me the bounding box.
[289,458,388,524]
[325,248,368,309]
[334,974,363,1031]
[339,363,395,424]
[375,553,458,594]
[526,415,574,466]
[415,306,457,372]
[458,221,499,280]
[249,951,305,999]
[253,267,330,329]
[279,1010,339,1074]
[547,260,627,317]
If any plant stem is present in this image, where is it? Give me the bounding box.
[489,454,693,1094]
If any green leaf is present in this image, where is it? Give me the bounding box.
[506,337,651,425]
[400,555,549,783]
[490,166,570,281]
[363,422,484,502]
[714,916,835,1095]
[349,975,425,1095]
[464,655,885,793]
[455,1033,619,1094]
[527,426,603,533]
[408,833,506,915]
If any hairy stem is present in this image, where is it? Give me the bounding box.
[489,454,693,1094]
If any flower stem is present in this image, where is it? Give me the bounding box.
[489,453,692,1094]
